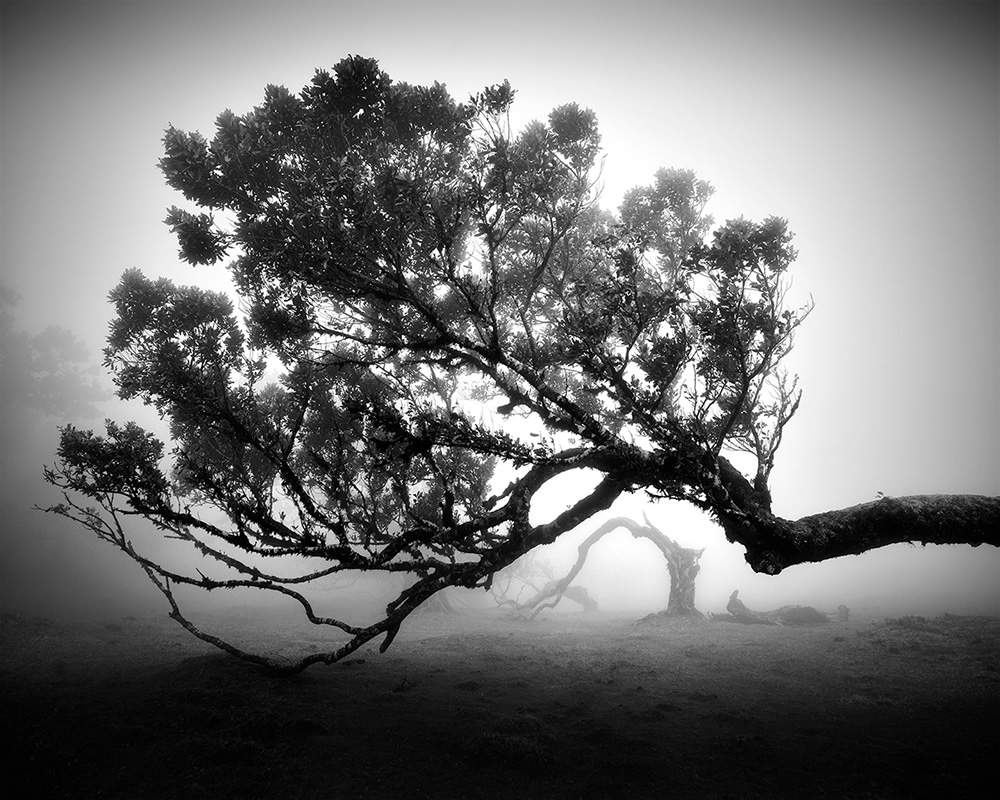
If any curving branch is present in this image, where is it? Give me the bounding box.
[509,513,706,620]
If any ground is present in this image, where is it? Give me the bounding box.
[2,607,997,799]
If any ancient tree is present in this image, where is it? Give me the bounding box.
[504,514,705,621]
[43,57,1000,673]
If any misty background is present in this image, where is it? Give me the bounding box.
[1,1,997,625]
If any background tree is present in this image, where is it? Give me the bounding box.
[1,284,107,420]
[2,284,111,615]
[43,57,1000,673]
[491,549,600,621]
[503,514,704,621]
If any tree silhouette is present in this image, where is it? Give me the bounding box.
[501,514,704,621]
[43,57,999,673]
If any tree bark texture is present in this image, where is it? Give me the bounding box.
[711,459,1000,575]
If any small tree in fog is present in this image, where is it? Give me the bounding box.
[43,57,999,673]
[1,285,107,420]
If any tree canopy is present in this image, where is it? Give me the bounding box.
[44,56,1000,672]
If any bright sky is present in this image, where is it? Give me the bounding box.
[2,0,997,617]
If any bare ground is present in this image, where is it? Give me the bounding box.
[2,607,997,799]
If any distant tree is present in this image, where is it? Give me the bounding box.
[1,284,108,595]
[490,551,559,613]
[43,57,1000,673]
[491,549,600,620]
[0,285,106,420]
[500,514,703,621]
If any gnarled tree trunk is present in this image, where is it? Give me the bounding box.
[511,514,705,620]
[711,460,1000,575]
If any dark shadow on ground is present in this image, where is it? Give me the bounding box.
[2,609,997,799]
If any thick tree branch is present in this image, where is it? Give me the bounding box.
[724,494,1000,575]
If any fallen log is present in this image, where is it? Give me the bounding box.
[710,590,849,625]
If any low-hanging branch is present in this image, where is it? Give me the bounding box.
[42,56,999,673]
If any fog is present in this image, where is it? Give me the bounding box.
[1,1,998,629]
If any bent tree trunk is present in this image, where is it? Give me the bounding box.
[512,514,706,620]
[711,463,1000,575]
